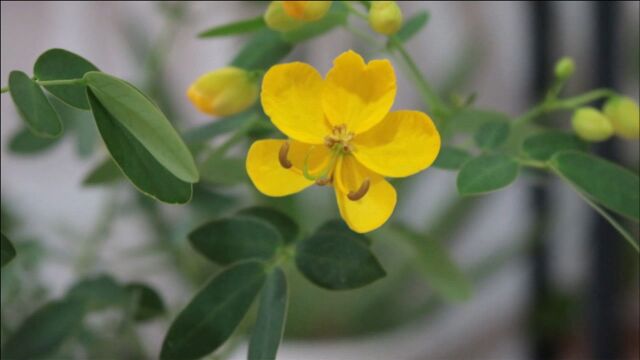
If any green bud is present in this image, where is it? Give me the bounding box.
[571,107,614,142]
[554,57,575,79]
[264,1,304,32]
[603,96,640,139]
[368,1,403,36]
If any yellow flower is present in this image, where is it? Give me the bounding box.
[264,1,305,32]
[282,1,332,21]
[187,67,259,117]
[246,50,441,233]
[603,96,640,139]
[368,1,403,35]
[571,107,614,142]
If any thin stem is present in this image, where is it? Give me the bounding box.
[515,157,548,169]
[345,1,369,21]
[37,78,87,87]
[0,86,8,94]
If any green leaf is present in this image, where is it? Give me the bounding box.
[8,127,61,154]
[84,71,198,183]
[522,131,588,161]
[161,261,267,360]
[1,299,85,359]
[87,89,193,204]
[190,185,238,215]
[33,48,99,109]
[281,1,348,43]
[231,29,293,70]
[549,151,639,221]
[395,11,430,43]
[8,71,62,138]
[295,220,385,290]
[66,275,127,311]
[449,109,510,133]
[82,158,124,186]
[457,154,520,195]
[237,206,299,244]
[183,111,259,144]
[189,217,282,265]
[433,146,472,170]
[125,283,166,322]
[1,232,16,267]
[248,268,288,360]
[474,121,510,150]
[199,154,247,185]
[198,16,266,38]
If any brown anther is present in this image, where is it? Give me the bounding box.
[315,175,333,186]
[278,142,292,169]
[347,178,370,201]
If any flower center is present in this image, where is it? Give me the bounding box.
[324,124,354,154]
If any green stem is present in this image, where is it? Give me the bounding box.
[37,78,87,87]
[345,1,369,21]
[0,86,8,94]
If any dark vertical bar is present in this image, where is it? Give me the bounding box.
[588,2,621,359]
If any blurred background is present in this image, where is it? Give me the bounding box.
[1,1,639,359]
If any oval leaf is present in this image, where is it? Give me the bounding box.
[82,157,124,186]
[84,71,198,183]
[295,221,385,290]
[161,261,266,360]
[237,206,299,244]
[522,131,588,161]
[125,283,166,322]
[1,232,16,267]
[248,268,288,360]
[33,48,98,109]
[550,151,639,221]
[474,121,510,150]
[66,275,127,311]
[87,89,192,204]
[8,71,62,138]
[395,10,430,43]
[198,16,266,38]
[433,146,472,170]
[457,154,520,195]
[8,127,61,155]
[231,29,293,70]
[189,217,282,265]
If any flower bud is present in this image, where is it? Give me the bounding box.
[602,96,640,139]
[554,57,575,79]
[571,107,614,142]
[368,1,403,36]
[187,67,259,117]
[264,1,304,32]
[283,1,332,21]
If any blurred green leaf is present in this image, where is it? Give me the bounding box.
[161,261,266,360]
[190,185,238,215]
[474,121,509,150]
[457,154,519,195]
[198,16,266,38]
[522,131,588,161]
[449,109,510,133]
[295,220,385,290]
[282,1,348,43]
[87,89,192,204]
[66,275,127,311]
[433,146,472,170]
[82,158,124,186]
[1,299,85,359]
[84,71,198,183]
[8,127,61,154]
[33,48,99,110]
[183,111,259,144]
[199,154,247,185]
[9,70,62,138]
[231,29,293,70]
[1,232,16,267]
[125,283,166,322]
[189,217,282,265]
[550,151,639,221]
[237,206,299,244]
[395,10,430,43]
[248,268,288,360]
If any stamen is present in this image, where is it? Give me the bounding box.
[315,175,333,186]
[347,178,370,201]
[278,142,292,169]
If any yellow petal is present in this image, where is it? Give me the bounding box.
[261,62,331,144]
[323,50,396,134]
[352,110,440,177]
[334,155,397,233]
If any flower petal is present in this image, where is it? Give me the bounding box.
[334,155,397,233]
[246,139,330,196]
[353,110,440,178]
[261,62,331,144]
[323,50,396,134]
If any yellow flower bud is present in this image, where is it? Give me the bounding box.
[368,1,403,36]
[571,107,614,142]
[603,96,640,139]
[283,1,332,21]
[264,1,304,32]
[187,67,259,117]
[554,57,575,79]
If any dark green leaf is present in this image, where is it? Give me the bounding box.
[33,48,98,109]
[190,185,238,215]
[433,146,472,170]
[161,261,266,360]
[183,111,259,144]
[87,89,192,204]
[8,127,61,154]
[8,71,62,138]
[395,11,430,43]
[457,154,520,195]
[199,154,247,185]
[1,299,85,359]
[1,232,16,267]
[237,206,299,244]
[198,16,266,38]
[281,1,348,43]
[522,131,588,161]
[474,121,510,150]
[84,71,198,183]
[125,283,166,322]
[231,29,293,70]
[189,217,282,265]
[295,221,385,290]
[449,109,510,133]
[549,151,639,221]
[248,268,288,360]
[82,158,124,186]
[66,275,127,310]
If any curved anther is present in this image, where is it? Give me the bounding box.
[278,142,292,169]
[315,175,333,186]
[347,178,370,201]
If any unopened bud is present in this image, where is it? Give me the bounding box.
[187,67,259,117]
[571,107,614,142]
[369,1,403,36]
[283,1,332,21]
[603,96,640,139]
[264,1,304,32]
[554,57,575,79]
